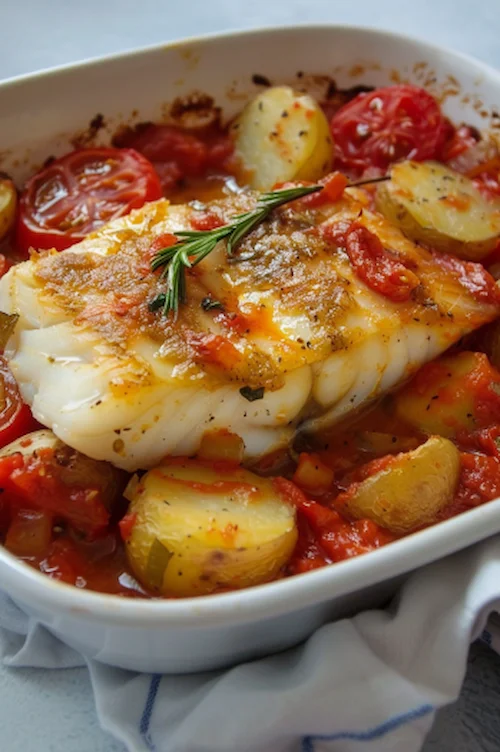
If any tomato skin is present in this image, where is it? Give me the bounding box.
[475,173,500,199]
[140,233,178,276]
[320,171,349,203]
[338,455,398,492]
[323,221,420,302]
[273,476,310,508]
[190,211,224,231]
[16,147,163,256]
[319,517,394,562]
[0,356,40,450]
[187,332,241,369]
[456,425,500,460]
[441,124,479,162]
[288,495,394,572]
[273,172,349,209]
[274,477,394,573]
[0,447,110,537]
[0,403,39,448]
[151,233,178,251]
[439,452,500,520]
[330,84,447,177]
[119,125,207,175]
[114,124,235,193]
[466,157,500,199]
[118,512,137,542]
[430,251,500,305]
[40,538,88,585]
[287,514,329,575]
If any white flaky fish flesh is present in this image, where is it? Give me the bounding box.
[0,188,498,470]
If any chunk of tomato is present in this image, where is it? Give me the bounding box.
[0,447,110,537]
[330,84,448,177]
[16,147,163,255]
[0,356,40,450]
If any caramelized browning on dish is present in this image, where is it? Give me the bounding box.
[1,80,500,597]
[1,185,498,472]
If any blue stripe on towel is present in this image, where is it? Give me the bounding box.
[139,673,162,751]
[301,703,434,751]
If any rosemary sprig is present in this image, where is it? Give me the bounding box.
[150,177,388,316]
[150,183,321,315]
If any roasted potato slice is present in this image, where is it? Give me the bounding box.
[124,458,297,597]
[0,429,59,459]
[376,160,500,260]
[394,351,500,438]
[0,177,16,242]
[231,85,333,190]
[337,436,460,533]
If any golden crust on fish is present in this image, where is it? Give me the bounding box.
[0,189,498,470]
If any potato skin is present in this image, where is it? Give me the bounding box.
[125,458,298,597]
[0,429,59,459]
[376,160,500,260]
[394,351,500,438]
[232,85,333,190]
[338,436,460,533]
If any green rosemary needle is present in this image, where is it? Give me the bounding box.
[150,183,322,315]
[150,176,389,316]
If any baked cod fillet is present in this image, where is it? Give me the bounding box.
[0,188,498,470]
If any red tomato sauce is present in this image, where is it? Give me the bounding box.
[439,453,500,519]
[1,348,500,597]
[31,535,151,597]
[2,82,500,597]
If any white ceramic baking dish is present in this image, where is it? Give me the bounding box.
[1,24,500,673]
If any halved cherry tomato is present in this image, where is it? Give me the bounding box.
[0,356,39,449]
[330,84,448,177]
[16,147,163,255]
[119,125,207,175]
[114,124,235,193]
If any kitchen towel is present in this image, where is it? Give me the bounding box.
[1,535,500,752]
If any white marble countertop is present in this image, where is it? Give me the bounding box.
[1,0,500,749]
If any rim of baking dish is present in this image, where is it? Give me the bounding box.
[1,23,500,627]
